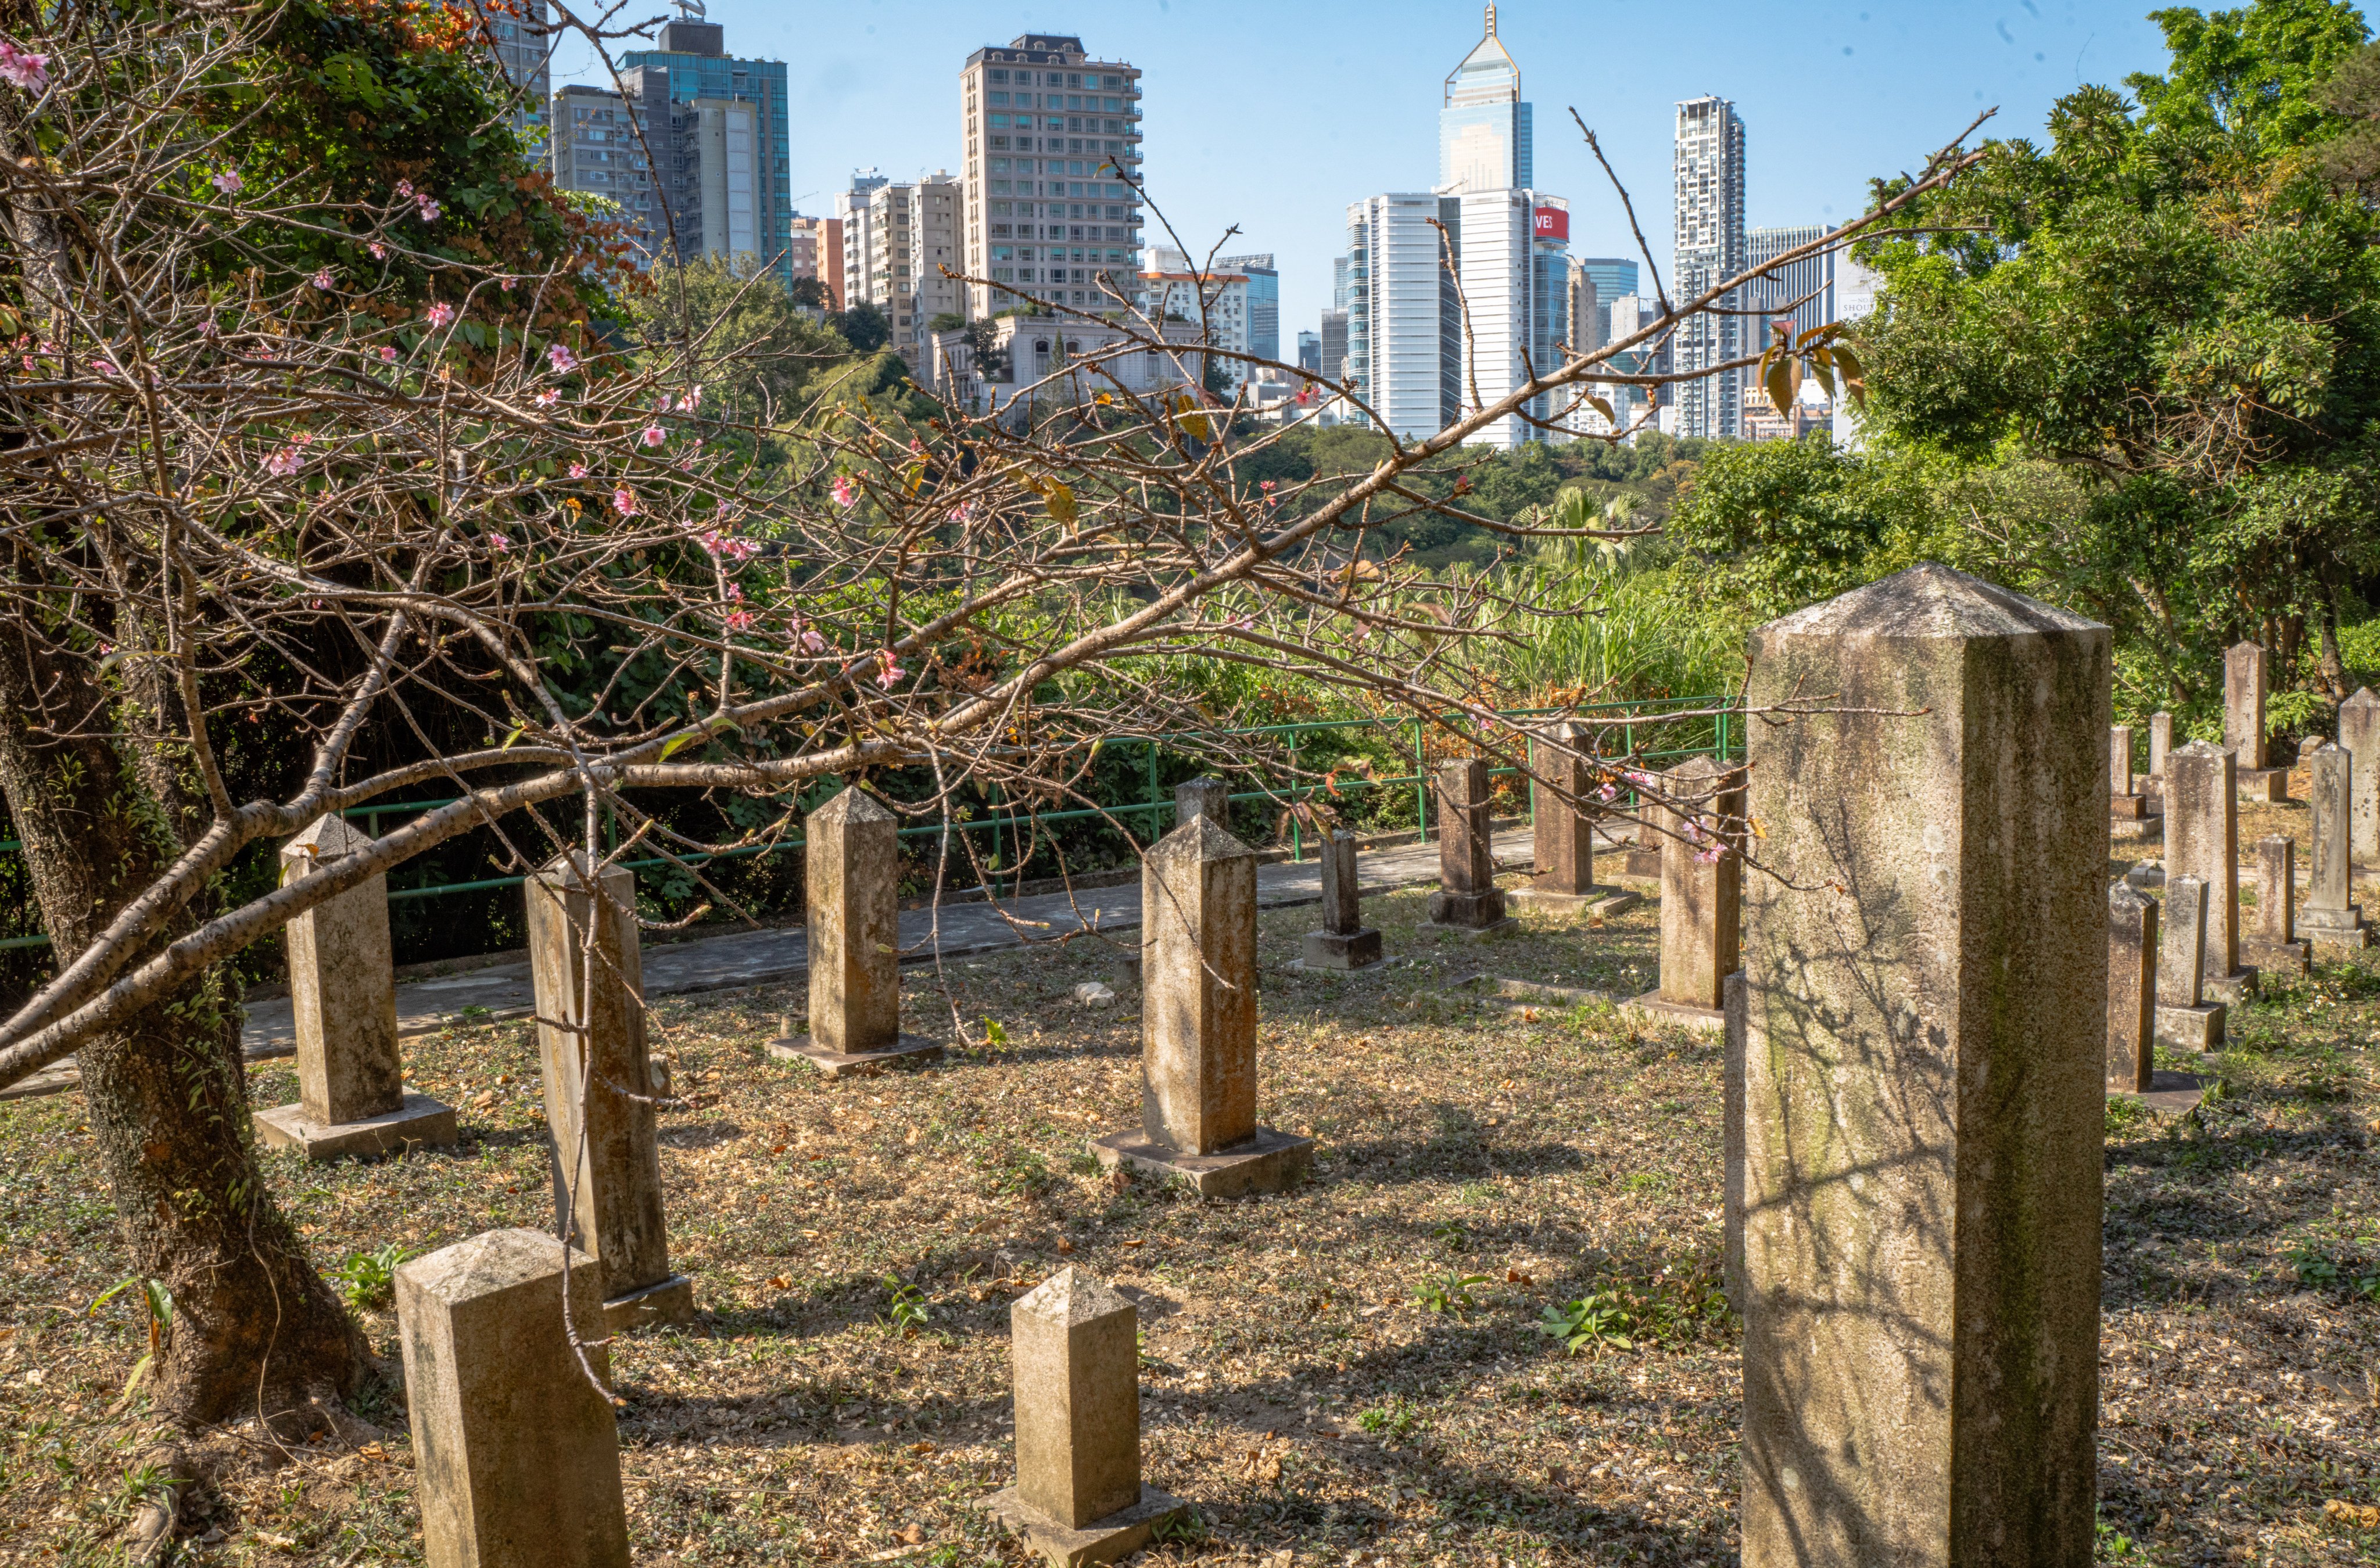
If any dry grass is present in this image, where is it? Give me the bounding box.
[2,860,2377,1568]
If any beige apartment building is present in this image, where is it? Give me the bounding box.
[837,173,966,363]
[958,34,1144,319]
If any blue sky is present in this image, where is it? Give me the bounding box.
[554,1,2193,341]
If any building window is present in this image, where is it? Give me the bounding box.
[989,68,1007,82]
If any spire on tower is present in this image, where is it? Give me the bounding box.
[1485,3,1497,35]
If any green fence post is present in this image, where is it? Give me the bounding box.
[1145,737,1160,837]
[1289,726,1303,861]
[1413,715,1428,840]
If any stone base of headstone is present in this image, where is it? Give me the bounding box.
[977,1483,1188,1568]
[255,1090,457,1162]
[2298,907,2370,951]
[1111,951,1143,992]
[765,1032,944,1078]
[1088,1126,1313,1198]
[1425,887,1510,927]
[2155,1002,2225,1054]
[1621,846,1663,882]
[2111,793,2152,820]
[1506,887,1640,919]
[1619,987,1726,1034]
[2109,1070,2208,1117]
[2237,768,2289,803]
[2124,863,2166,892]
[2205,966,2261,1006]
[1299,928,1383,970]
[603,1272,696,1332]
[2242,937,2310,975]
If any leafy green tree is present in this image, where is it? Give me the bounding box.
[632,258,854,438]
[833,300,891,351]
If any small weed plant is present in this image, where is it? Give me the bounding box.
[1413,1271,1492,1315]
[1354,1401,1425,1444]
[1537,1257,1733,1355]
[881,1275,931,1334]
[328,1244,416,1310]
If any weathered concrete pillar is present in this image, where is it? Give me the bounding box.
[1513,725,1636,917]
[2300,745,2370,951]
[1090,817,1311,1196]
[2107,885,2157,1094]
[1299,828,1382,971]
[1722,970,1748,1313]
[2154,875,2224,1053]
[256,814,455,1160]
[2149,712,2173,777]
[1424,759,1514,935]
[1174,776,1231,830]
[768,788,941,1075]
[2110,724,2148,820]
[2243,835,2307,975]
[1626,756,1740,1029]
[397,1229,629,1568]
[2227,641,2287,801]
[979,1268,1185,1563]
[1739,565,2103,1568]
[526,853,691,1329]
[2166,741,2257,1004]
[2343,688,2380,865]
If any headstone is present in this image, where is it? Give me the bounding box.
[767,789,941,1074]
[2243,835,2307,975]
[978,1268,1185,1563]
[2166,741,2257,1005]
[2299,745,2370,950]
[1089,817,1312,1196]
[526,852,692,1329]
[1422,759,1514,936]
[2153,874,2224,1053]
[397,1229,629,1568]
[2226,641,2288,801]
[2149,711,2173,778]
[1512,725,1637,917]
[1174,776,1231,831]
[2342,688,2380,864]
[255,814,456,1160]
[1740,565,2103,1568]
[2110,724,2148,820]
[1299,828,1383,970]
[2107,884,2157,1094]
[1626,755,1740,1029]
[1721,970,1747,1313]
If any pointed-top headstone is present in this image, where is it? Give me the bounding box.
[2342,687,2380,864]
[2225,641,2268,770]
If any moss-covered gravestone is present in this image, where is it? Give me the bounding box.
[1739,565,2104,1568]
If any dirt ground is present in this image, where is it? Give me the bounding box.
[2,844,2377,1568]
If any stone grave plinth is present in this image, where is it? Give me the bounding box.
[1421,758,1514,938]
[767,788,942,1076]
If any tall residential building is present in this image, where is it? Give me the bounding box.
[476,1,550,142]
[786,214,841,304]
[1296,330,1321,373]
[1139,250,1249,389]
[551,84,658,259]
[1747,225,1834,345]
[618,18,794,282]
[1220,253,1280,363]
[959,35,1145,318]
[842,175,967,358]
[1319,310,1348,382]
[1332,254,1352,312]
[1439,5,1532,195]
[1457,189,1568,450]
[1672,95,1747,440]
[1345,193,1460,438]
[1566,259,1601,354]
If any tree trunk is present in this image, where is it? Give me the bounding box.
[2317,574,2351,705]
[0,608,364,1426]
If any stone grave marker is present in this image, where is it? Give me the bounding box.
[1089,817,1312,1196]
[2154,874,2224,1053]
[2167,741,2257,1006]
[2107,884,2157,1093]
[2227,641,2288,801]
[2144,711,2174,805]
[1297,828,1383,971]
[1174,776,1231,830]
[1626,755,1741,1031]
[2243,836,2307,975]
[767,788,942,1075]
[978,1268,1186,1566]
[1509,723,1635,917]
[2110,723,2149,820]
[1422,758,1514,937]
[1739,565,2103,1568]
[255,813,456,1160]
[397,1228,629,1568]
[2343,688,2380,865]
[2300,745,2370,952]
[526,853,692,1329]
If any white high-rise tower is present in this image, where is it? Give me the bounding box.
[1672,95,1746,440]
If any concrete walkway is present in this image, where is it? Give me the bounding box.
[5,827,1557,1102]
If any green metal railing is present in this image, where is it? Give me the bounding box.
[0,694,1741,953]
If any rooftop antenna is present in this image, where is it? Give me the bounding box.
[675,0,707,18]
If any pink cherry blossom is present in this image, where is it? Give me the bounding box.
[0,41,51,94]
[533,388,559,408]
[378,346,397,363]
[568,461,590,480]
[395,180,415,199]
[801,628,827,654]
[612,486,637,516]
[311,267,334,290]
[89,358,117,378]
[264,447,303,477]
[655,394,674,414]
[641,425,665,447]
[829,475,858,508]
[499,276,515,292]
[546,343,576,374]
[723,609,755,632]
[212,170,243,195]
[488,532,511,552]
[680,384,703,411]
[415,195,440,223]
[425,302,455,329]
[874,650,906,690]
[368,241,387,260]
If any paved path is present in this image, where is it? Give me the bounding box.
[5,827,1558,1101]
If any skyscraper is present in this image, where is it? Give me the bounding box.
[616,17,794,283]
[842,174,967,360]
[1319,310,1348,383]
[1345,193,1458,438]
[960,35,1144,319]
[475,1,550,142]
[1457,190,1568,449]
[551,83,658,259]
[1439,5,1532,195]
[1220,253,1280,363]
[1296,330,1321,373]
[1672,95,1746,440]
[1572,257,1640,319]
[1746,225,1833,344]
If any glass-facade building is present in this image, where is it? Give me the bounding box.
[1439,6,1531,195]
[620,20,794,285]
[1220,253,1279,363]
